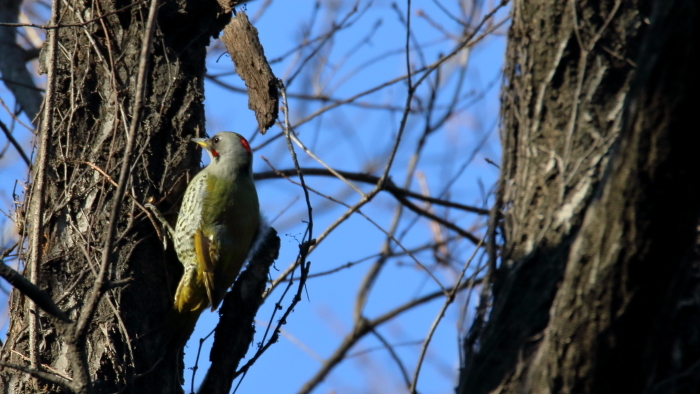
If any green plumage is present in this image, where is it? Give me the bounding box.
[173,132,260,313]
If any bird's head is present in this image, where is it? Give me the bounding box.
[192,131,253,176]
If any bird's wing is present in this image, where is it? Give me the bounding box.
[193,173,259,311]
[194,229,226,310]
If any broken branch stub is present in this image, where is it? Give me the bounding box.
[221,11,279,133]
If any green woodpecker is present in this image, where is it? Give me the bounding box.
[172,131,260,313]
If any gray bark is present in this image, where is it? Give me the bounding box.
[458,0,700,393]
[0,1,230,392]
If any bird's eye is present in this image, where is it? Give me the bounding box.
[213,137,220,144]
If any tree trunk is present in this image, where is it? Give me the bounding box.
[458,0,700,393]
[0,1,229,392]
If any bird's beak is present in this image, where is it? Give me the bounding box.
[192,137,218,161]
[191,138,208,149]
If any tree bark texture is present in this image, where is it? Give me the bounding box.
[458,0,700,393]
[220,11,278,133]
[0,1,230,392]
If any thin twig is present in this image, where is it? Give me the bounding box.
[409,236,485,393]
[255,168,488,214]
[205,75,412,112]
[0,120,31,165]
[0,94,35,132]
[286,1,366,86]
[77,160,163,241]
[8,350,74,381]
[393,192,483,245]
[190,330,215,394]
[26,0,61,369]
[76,0,159,336]
[255,168,490,248]
[404,0,413,92]
[279,81,314,249]
[411,1,510,90]
[287,132,365,196]
[287,237,457,281]
[371,328,411,390]
[262,159,447,292]
[259,82,317,294]
[0,362,76,392]
[229,81,314,389]
[73,0,160,390]
[0,261,71,323]
[350,6,452,327]
[298,278,481,394]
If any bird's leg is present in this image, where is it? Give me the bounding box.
[145,203,176,250]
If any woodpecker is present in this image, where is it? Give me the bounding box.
[148,132,260,314]
[173,131,260,313]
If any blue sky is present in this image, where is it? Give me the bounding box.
[1,1,508,393]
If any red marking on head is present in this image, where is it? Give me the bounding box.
[239,137,252,154]
[211,149,219,158]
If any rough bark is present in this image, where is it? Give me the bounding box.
[220,10,278,133]
[0,1,230,393]
[458,0,700,393]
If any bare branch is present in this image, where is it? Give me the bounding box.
[62,1,160,392]
[0,119,30,166]
[25,0,61,370]
[299,278,482,394]
[261,158,448,292]
[371,328,411,390]
[225,82,316,389]
[409,236,485,392]
[0,362,76,392]
[198,228,281,393]
[0,261,71,323]
[255,168,489,214]
[76,160,163,241]
[75,0,160,339]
